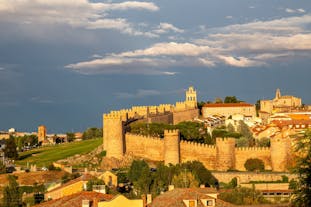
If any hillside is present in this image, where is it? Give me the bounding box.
[15,138,102,167]
[0,171,67,186]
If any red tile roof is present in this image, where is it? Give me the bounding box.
[34,191,114,207]
[150,188,235,207]
[271,120,311,127]
[203,103,253,108]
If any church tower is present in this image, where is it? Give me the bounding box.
[185,86,197,109]
[275,88,281,99]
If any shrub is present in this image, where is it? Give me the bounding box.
[244,158,264,172]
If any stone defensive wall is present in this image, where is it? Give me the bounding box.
[235,147,271,171]
[103,90,292,172]
[173,108,199,124]
[212,172,297,184]
[142,112,173,125]
[180,140,216,170]
[125,133,164,161]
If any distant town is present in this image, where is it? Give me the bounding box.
[0,86,310,207]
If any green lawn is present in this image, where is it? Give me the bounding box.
[15,138,102,167]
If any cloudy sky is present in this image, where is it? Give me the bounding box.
[0,0,310,133]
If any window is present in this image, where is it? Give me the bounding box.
[206,199,214,206]
[201,199,215,206]
[189,200,196,207]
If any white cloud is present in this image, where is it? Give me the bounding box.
[97,1,159,11]
[285,8,306,14]
[297,8,306,13]
[0,0,159,37]
[91,54,103,58]
[118,42,214,57]
[66,14,311,74]
[285,8,296,13]
[115,89,161,99]
[216,15,311,34]
[29,97,54,104]
[153,23,184,34]
[217,55,265,67]
[115,88,182,99]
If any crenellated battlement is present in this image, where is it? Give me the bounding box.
[180,140,216,149]
[236,147,270,151]
[126,133,163,142]
[103,113,122,120]
[216,137,236,143]
[132,106,148,110]
[164,129,180,135]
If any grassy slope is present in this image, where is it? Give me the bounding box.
[15,138,102,167]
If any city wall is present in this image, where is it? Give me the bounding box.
[125,133,164,161]
[103,87,292,172]
[212,172,297,184]
[103,107,291,171]
[235,147,271,171]
[180,141,216,170]
[173,108,199,124]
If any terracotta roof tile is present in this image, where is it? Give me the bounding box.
[150,188,235,207]
[34,191,114,207]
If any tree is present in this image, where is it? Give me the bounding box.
[86,178,105,191]
[244,158,264,172]
[0,160,6,174]
[237,121,254,147]
[255,100,261,116]
[151,163,172,194]
[172,171,199,188]
[3,175,22,207]
[197,101,205,115]
[129,122,213,144]
[128,160,152,195]
[66,132,75,142]
[4,136,18,160]
[227,123,235,133]
[181,161,218,187]
[256,137,270,147]
[15,135,38,150]
[83,127,103,139]
[224,96,241,103]
[291,130,311,207]
[214,97,223,103]
[219,187,266,205]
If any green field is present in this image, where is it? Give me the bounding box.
[15,138,102,167]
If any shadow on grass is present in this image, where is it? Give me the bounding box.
[18,151,42,160]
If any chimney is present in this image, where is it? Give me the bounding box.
[141,194,147,207]
[82,200,90,207]
[93,198,99,207]
[168,185,174,191]
[147,194,152,205]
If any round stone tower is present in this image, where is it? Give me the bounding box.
[164,129,180,165]
[103,113,124,159]
[270,137,290,172]
[216,138,236,171]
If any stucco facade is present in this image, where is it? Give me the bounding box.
[202,103,256,118]
[260,88,302,114]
